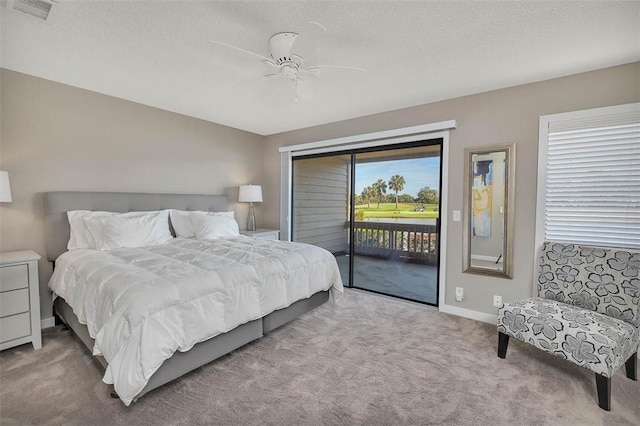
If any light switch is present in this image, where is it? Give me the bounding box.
[453,210,461,222]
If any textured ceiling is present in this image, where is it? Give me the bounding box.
[1,1,639,135]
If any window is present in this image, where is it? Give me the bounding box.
[536,103,640,249]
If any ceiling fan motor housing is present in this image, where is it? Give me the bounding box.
[269,32,299,65]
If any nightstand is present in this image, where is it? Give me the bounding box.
[240,229,280,241]
[0,250,41,350]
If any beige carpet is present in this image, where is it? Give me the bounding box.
[0,289,638,425]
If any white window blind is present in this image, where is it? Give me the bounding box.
[539,103,640,249]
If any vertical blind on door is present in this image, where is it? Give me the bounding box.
[544,107,640,249]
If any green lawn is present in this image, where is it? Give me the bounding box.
[355,203,439,219]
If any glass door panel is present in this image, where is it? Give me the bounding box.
[352,144,441,304]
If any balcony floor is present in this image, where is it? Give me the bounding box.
[335,254,438,305]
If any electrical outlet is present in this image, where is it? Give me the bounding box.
[493,295,503,307]
[455,287,464,302]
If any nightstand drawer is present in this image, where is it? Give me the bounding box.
[0,251,41,350]
[0,288,29,317]
[0,264,29,292]
[241,229,280,241]
[0,312,31,344]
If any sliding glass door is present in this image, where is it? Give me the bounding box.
[291,140,442,306]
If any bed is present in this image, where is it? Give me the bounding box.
[44,191,343,405]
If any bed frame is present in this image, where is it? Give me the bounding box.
[44,191,329,402]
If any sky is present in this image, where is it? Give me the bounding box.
[355,157,440,197]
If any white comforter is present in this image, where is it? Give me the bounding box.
[48,237,343,405]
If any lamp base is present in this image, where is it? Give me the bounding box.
[247,204,256,231]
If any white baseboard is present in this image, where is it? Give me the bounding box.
[41,316,56,329]
[439,303,498,325]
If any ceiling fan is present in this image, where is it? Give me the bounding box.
[211,28,366,103]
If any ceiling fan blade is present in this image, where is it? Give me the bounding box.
[308,65,367,73]
[210,40,277,67]
[262,59,280,68]
[264,73,281,80]
[300,68,320,78]
[307,21,327,32]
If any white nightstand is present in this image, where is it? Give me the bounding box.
[240,229,280,241]
[0,250,41,350]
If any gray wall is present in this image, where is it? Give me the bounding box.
[261,62,640,316]
[0,69,264,320]
[1,63,638,322]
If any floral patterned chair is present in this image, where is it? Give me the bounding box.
[497,242,639,411]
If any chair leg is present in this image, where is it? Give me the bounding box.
[498,332,509,359]
[626,352,637,381]
[595,373,611,411]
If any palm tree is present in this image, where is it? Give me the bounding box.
[372,179,387,208]
[361,186,374,208]
[388,174,405,209]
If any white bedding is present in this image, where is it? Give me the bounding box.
[48,236,343,405]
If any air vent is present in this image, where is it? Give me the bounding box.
[10,0,52,20]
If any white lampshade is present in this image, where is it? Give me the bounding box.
[0,171,12,203]
[238,185,263,203]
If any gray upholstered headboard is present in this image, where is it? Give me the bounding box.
[44,191,229,261]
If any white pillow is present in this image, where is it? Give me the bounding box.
[82,210,172,250]
[190,211,239,239]
[169,209,234,238]
[67,210,117,250]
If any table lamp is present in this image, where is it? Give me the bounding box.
[238,185,262,231]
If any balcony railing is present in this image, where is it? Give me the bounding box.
[352,220,439,265]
